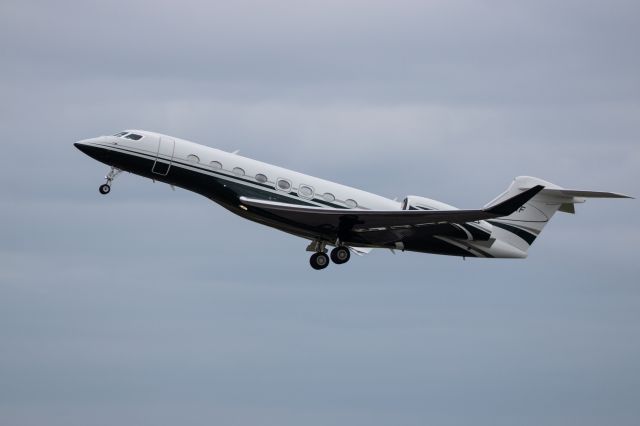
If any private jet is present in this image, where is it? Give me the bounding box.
[74,130,632,269]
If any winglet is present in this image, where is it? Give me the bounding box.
[485,185,545,216]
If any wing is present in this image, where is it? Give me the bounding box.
[239,185,544,242]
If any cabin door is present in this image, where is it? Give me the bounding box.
[152,137,175,176]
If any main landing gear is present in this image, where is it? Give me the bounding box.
[310,252,330,270]
[330,246,350,264]
[307,240,352,270]
[98,167,122,195]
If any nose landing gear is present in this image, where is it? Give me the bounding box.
[98,167,122,195]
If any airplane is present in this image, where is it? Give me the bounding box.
[74,130,632,270]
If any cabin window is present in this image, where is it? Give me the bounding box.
[255,173,268,183]
[210,161,222,170]
[125,133,143,140]
[345,199,358,208]
[299,185,314,199]
[323,193,335,202]
[277,178,291,191]
[187,154,200,163]
[232,167,245,177]
[113,131,128,137]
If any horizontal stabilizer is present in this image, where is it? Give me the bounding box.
[536,188,633,199]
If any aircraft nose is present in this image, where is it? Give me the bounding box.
[74,139,111,163]
[74,141,90,155]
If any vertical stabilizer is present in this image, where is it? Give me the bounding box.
[482,176,631,255]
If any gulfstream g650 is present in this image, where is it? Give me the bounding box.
[75,130,632,270]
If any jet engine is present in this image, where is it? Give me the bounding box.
[401,195,457,211]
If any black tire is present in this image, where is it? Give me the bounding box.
[330,246,351,264]
[310,252,330,270]
[99,184,111,194]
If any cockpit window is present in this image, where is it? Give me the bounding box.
[113,131,128,137]
[125,133,143,140]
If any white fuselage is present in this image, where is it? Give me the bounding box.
[79,129,593,262]
[87,130,401,212]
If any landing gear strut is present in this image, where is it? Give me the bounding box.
[306,240,352,270]
[98,167,122,195]
[307,240,329,270]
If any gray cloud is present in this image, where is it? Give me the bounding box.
[1,1,639,425]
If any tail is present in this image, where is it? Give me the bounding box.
[483,176,632,257]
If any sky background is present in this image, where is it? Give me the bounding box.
[1,0,639,425]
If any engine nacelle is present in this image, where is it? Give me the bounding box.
[401,195,494,241]
[401,195,457,211]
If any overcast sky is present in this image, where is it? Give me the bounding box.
[1,1,639,425]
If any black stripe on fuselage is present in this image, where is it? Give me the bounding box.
[403,236,480,257]
[460,223,492,241]
[82,143,494,258]
[487,220,537,245]
[91,143,348,209]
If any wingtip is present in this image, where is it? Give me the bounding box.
[486,185,545,217]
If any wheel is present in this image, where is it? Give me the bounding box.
[99,184,111,194]
[310,252,330,270]
[330,246,351,264]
